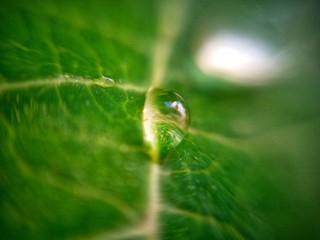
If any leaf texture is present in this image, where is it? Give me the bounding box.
[1,0,319,240]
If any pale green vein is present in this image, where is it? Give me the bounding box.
[150,0,189,87]
[2,118,34,178]
[59,124,144,153]
[85,165,161,240]
[86,84,113,121]
[1,118,140,223]
[189,127,246,151]
[143,162,161,239]
[51,83,143,151]
[142,1,190,239]
[38,170,140,223]
[6,139,139,223]
[163,205,246,240]
[77,29,104,76]
[0,75,147,93]
[86,225,146,240]
[164,204,220,225]
[54,82,64,105]
[47,22,64,74]
[120,83,147,93]
[161,160,220,176]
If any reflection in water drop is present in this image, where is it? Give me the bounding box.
[143,88,190,160]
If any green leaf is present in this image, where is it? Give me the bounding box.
[1,0,319,240]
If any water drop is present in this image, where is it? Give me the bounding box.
[143,88,190,160]
[93,76,115,87]
[101,76,115,84]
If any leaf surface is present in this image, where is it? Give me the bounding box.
[1,0,319,240]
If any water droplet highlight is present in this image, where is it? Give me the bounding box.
[143,88,190,160]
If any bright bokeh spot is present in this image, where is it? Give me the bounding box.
[196,33,281,84]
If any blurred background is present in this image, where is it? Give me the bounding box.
[168,0,320,238]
